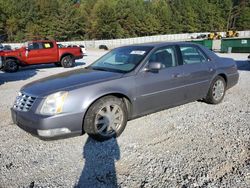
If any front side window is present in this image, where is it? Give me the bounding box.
[90,46,153,73]
[149,46,177,68]
[28,42,43,50]
[180,46,207,64]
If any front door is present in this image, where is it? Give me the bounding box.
[134,46,186,116]
[25,42,45,64]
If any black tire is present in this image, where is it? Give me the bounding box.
[2,59,19,72]
[61,55,75,68]
[54,62,62,67]
[99,45,109,50]
[205,76,226,104]
[84,96,128,141]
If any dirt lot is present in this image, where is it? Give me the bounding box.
[0,51,249,188]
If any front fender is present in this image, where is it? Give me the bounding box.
[64,76,136,117]
[3,56,24,65]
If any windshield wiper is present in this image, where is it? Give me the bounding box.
[87,66,126,74]
[90,66,110,72]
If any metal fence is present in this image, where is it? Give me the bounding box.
[3,30,250,50]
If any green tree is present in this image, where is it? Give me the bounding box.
[236,6,250,30]
[90,0,123,39]
[0,0,248,42]
[151,0,171,34]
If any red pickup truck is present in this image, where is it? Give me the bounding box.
[0,40,83,72]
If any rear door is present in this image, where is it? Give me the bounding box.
[40,42,58,63]
[134,45,186,115]
[178,45,216,100]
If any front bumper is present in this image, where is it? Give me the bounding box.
[11,108,84,138]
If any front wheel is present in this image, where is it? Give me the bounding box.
[2,59,19,72]
[61,55,75,68]
[205,76,226,104]
[84,96,128,141]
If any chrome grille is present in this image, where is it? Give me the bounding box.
[13,92,36,112]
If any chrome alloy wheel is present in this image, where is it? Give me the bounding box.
[95,104,124,136]
[63,56,73,67]
[212,79,225,101]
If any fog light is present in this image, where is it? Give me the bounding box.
[38,128,71,137]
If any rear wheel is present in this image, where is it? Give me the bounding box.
[2,59,19,72]
[205,76,226,104]
[61,55,75,68]
[84,96,128,141]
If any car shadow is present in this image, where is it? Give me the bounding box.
[0,69,38,85]
[0,62,86,85]
[75,137,120,188]
[236,60,250,71]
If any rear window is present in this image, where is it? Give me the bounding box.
[42,42,54,49]
[180,46,207,64]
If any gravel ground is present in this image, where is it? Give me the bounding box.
[0,51,249,188]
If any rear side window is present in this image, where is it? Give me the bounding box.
[180,46,207,64]
[149,46,177,69]
[42,42,54,49]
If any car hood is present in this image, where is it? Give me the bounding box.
[22,68,123,97]
[1,48,21,55]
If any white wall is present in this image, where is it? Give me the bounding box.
[3,30,250,50]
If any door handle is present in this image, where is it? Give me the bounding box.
[209,68,214,72]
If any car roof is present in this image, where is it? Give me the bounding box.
[124,41,196,48]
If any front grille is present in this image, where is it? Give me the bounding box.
[13,92,36,112]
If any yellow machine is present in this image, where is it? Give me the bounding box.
[226,30,239,38]
[208,32,222,40]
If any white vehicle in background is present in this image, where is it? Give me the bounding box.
[57,43,86,55]
[67,44,86,55]
[79,45,86,55]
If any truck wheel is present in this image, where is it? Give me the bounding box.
[54,62,62,67]
[205,76,226,104]
[61,55,75,68]
[3,59,19,72]
[84,96,128,141]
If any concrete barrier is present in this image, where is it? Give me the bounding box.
[3,30,250,50]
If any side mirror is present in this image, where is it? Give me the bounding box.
[145,62,162,72]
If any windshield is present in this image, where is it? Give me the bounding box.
[90,46,153,73]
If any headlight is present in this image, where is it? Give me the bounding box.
[40,91,68,115]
